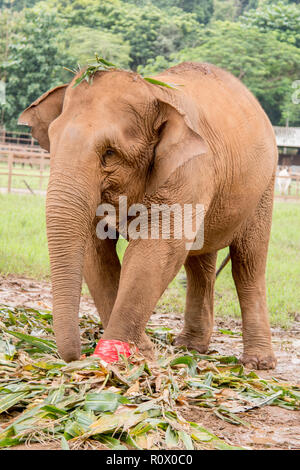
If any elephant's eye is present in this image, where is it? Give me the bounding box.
[102,148,115,165]
[104,148,114,157]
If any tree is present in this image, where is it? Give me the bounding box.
[241,0,300,47]
[46,0,202,69]
[60,27,131,69]
[0,6,69,130]
[280,83,300,126]
[124,0,214,24]
[109,3,202,69]
[0,3,21,125]
[239,0,259,14]
[212,0,241,21]
[138,55,170,75]
[0,0,40,11]
[178,0,214,24]
[153,0,214,24]
[143,21,300,125]
[1,0,299,128]
[0,3,20,73]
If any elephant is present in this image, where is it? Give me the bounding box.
[19,62,278,369]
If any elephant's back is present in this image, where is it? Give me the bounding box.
[162,61,262,113]
[156,62,278,227]
[160,61,273,139]
[156,61,277,176]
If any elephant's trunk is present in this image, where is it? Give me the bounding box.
[46,171,95,362]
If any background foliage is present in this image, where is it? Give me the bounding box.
[0,0,299,130]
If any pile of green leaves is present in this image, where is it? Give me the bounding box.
[0,305,299,450]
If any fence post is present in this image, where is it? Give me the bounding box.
[7,152,13,193]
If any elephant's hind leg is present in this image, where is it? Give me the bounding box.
[230,183,276,370]
[174,252,217,353]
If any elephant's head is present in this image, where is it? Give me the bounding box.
[19,69,206,362]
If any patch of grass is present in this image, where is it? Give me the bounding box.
[0,194,48,278]
[213,202,300,328]
[0,194,299,327]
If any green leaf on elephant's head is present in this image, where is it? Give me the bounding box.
[95,55,116,68]
[71,54,180,91]
[72,54,117,88]
[143,77,180,89]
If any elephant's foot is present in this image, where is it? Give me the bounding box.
[240,350,277,370]
[136,332,155,360]
[173,332,210,354]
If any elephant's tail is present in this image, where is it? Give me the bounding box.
[216,252,230,278]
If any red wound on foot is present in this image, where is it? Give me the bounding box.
[93,339,136,363]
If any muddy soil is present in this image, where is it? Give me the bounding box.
[0,274,299,450]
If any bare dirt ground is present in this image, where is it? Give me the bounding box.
[0,274,299,450]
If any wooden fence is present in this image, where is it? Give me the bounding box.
[0,141,49,193]
[0,129,39,147]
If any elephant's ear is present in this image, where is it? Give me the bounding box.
[145,83,207,194]
[18,84,68,151]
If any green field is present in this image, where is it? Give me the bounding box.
[0,193,299,327]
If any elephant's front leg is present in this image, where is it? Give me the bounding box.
[83,233,121,329]
[102,238,187,357]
